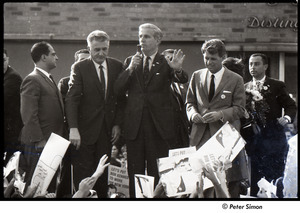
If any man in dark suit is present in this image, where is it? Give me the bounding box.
[244,53,297,196]
[19,41,65,193]
[186,39,246,197]
[57,49,90,104]
[162,49,190,149]
[4,49,23,165]
[114,23,188,197]
[65,30,124,197]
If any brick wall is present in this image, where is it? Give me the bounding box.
[4,2,298,43]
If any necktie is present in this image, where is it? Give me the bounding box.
[143,56,151,84]
[49,74,57,87]
[256,81,261,91]
[99,65,106,93]
[208,74,215,102]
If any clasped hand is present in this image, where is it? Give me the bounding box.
[192,111,222,124]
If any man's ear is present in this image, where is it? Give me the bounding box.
[264,64,268,71]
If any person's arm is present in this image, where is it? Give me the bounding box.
[276,81,297,125]
[114,56,140,96]
[72,177,96,198]
[65,64,83,150]
[186,72,205,124]
[20,76,45,147]
[204,163,230,198]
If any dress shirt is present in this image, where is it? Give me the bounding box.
[143,51,157,71]
[207,67,225,92]
[92,60,108,96]
[252,75,266,90]
[35,67,53,83]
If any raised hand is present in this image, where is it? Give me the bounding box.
[92,154,110,179]
[165,49,185,71]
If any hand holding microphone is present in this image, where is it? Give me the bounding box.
[128,44,143,74]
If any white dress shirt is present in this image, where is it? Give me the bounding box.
[207,67,225,92]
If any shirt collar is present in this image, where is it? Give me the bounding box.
[92,59,107,70]
[144,51,157,62]
[253,75,266,84]
[208,67,225,79]
[35,66,51,78]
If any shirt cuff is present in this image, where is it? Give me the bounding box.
[284,115,291,123]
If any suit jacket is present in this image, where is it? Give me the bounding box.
[20,68,65,145]
[65,57,124,145]
[4,66,23,143]
[57,76,70,103]
[186,67,246,148]
[244,77,297,153]
[114,53,188,141]
[245,77,297,125]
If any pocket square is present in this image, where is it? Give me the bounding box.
[155,73,160,75]
[223,90,232,93]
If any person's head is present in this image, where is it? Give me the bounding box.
[121,145,127,159]
[107,184,117,198]
[201,39,227,74]
[3,49,9,73]
[31,41,58,72]
[111,145,119,159]
[222,57,245,77]
[139,23,163,56]
[162,49,175,61]
[249,53,268,80]
[86,30,110,64]
[74,49,90,62]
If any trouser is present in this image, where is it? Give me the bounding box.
[72,125,111,198]
[126,109,170,198]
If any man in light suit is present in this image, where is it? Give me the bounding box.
[19,41,65,193]
[114,23,188,197]
[244,53,297,197]
[186,39,246,197]
[65,30,124,197]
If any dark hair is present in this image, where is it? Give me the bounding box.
[201,39,226,57]
[250,53,268,65]
[74,49,89,61]
[4,48,8,56]
[222,57,245,77]
[31,41,51,63]
[108,184,117,190]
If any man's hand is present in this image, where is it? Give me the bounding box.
[165,49,185,71]
[111,125,121,144]
[92,154,110,179]
[35,140,47,150]
[128,53,142,74]
[191,113,206,124]
[277,117,289,127]
[69,128,81,150]
[202,111,223,123]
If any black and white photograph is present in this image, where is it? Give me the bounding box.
[2,1,298,212]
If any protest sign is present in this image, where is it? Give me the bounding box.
[108,165,129,198]
[31,133,70,197]
[157,154,199,197]
[195,122,246,162]
[134,174,154,198]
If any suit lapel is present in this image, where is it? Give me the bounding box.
[88,59,105,98]
[214,68,230,99]
[145,53,162,86]
[136,56,144,90]
[35,69,64,114]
